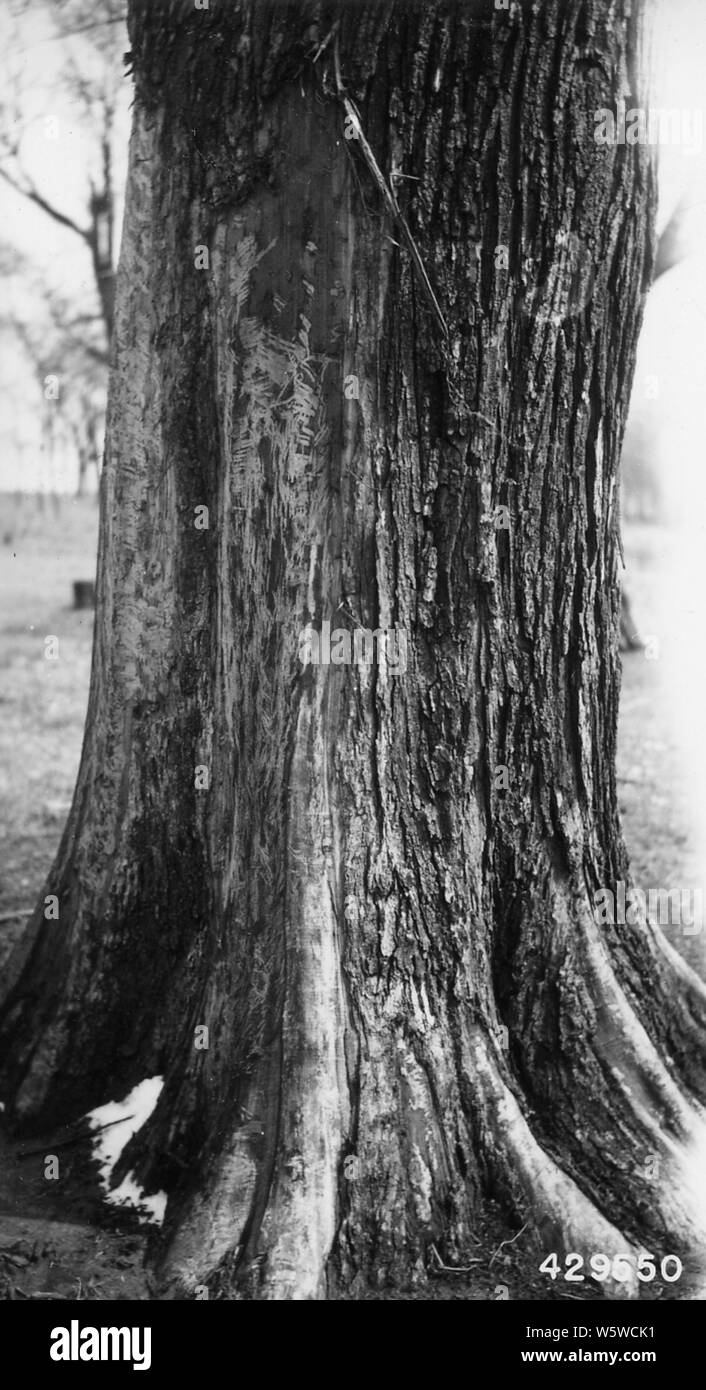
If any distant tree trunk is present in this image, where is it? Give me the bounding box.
[3,0,706,1300]
[89,129,117,344]
[72,424,89,497]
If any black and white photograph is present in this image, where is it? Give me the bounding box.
[0,0,705,1351]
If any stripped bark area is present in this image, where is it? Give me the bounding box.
[2,0,706,1300]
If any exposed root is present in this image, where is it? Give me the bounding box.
[469,1030,643,1299]
[154,1141,259,1296]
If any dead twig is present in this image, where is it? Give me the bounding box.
[429,1242,483,1275]
[333,31,449,343]
[489,1219,530,1267]
[310,18,340,66]
[16,1114,135,1159]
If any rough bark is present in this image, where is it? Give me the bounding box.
[3,0,706,1301]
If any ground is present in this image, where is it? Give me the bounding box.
[0,491,702,1300]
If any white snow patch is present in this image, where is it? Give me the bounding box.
[85,1076,167,1226]
[103,1172,167,1226]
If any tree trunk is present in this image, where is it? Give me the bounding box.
[3,0,706,1301]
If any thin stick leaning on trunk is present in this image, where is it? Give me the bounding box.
[332,29,450,343]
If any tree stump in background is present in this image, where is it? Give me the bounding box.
[72,580,95,610]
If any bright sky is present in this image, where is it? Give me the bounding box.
[0,0,130,492]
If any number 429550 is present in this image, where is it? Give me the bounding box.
[539,1252,682,1283]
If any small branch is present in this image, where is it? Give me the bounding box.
[333,32,449,343]
[0,908,32,923]
[42,16,125,43]
[489,1219,530,1267]
[0,164,90,241]
[75,340,110,367]
[429,1242,483,1275]
[16,1115,134,1159]
[62,313,105,328]
[311,18,340,65]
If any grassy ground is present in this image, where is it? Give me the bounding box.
[0,493,97,961]
[0,492,702,1300]
[619,519,706,980]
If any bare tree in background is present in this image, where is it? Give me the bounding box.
[0,0,127,347]
[10,302,105,495]
[0,235,107,494]
[0,0,127,491]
